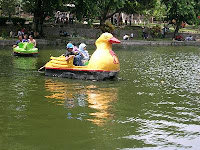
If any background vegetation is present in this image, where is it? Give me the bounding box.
[0,0,200,38]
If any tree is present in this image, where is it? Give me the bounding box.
[21,0,64,37]
[73,0,125,26]
[124,0,159,24]
[73,0,157,32]
[123,0,157,14]
[193,0,200,24]
[0,0,19,18]
[148,0,167,22]
[72,0,96,24]
[162,0,197,38]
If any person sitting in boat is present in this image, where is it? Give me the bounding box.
[66,43,83,66]
[13,35,23,48]
[22,34,29,42]
[78,43,89,65]
[28,35,37,47]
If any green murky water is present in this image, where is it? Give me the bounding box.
[0,45,199,150]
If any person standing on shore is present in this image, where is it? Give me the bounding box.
[142,27,148,39]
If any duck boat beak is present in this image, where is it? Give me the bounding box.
[109,37,121,44]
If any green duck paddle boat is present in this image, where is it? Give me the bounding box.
[13,42,38,56]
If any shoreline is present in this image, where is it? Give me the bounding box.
[1,38,200,47]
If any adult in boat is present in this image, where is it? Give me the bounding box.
[66,43,83,66]
[28,35,36,47]
[78,43,89,65]
[13,35,23,48]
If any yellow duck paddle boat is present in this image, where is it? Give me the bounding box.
[40,32,120,80]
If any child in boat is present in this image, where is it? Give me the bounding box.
[66,43,83,66]
[78,43,89,65]
[22,34,29,42]
[13,35,23,48]
[28,35,37,47]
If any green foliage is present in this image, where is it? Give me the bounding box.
[150,25,161,38]
[1,29,9,39]
[11,17,26,26]
[73,0,157,33]
[164,0,197,25]
[0,17,8,26]
[0,16,26,26]
[152,0,167,21]
[73,0,97,21]
[21,0,63,36]
[22,0,62,16]
[123,0,157,14]
[100,21,115,33]
[162,0,197,37]
[0,0,19,17]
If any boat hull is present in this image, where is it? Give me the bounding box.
[13,46,38,57]
[13,51,38,57]
[45,68,119,80]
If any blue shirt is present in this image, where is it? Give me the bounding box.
[22,39,28,42]
[16,40,22,45]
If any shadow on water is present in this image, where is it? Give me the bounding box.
[13,57,38,70]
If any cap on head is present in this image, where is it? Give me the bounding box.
[66,43,74,49]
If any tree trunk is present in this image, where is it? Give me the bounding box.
[173,22,181,38]
[100,18,106,26]
[39,16,44,37]
[100,16,107,33]
[33,14,39,32]
[33,0,45,37]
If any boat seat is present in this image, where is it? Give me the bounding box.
[66,55,74,65]
[27,43,34,50]
[18,43,24,48]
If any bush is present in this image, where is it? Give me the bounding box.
[0,17,9,26]
[11,17,26,26]
[100,21,115,33]
[0,17,26,26]
[150,25,161,38]
[1,29,9,39]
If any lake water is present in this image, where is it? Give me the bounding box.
[0,45,200,150]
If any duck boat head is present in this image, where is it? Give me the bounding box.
[41,32,121,80]
[87,32,120,71]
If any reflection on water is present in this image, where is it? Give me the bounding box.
[86,85,118,126]
[45,79,118,126]
[13,57,38,70]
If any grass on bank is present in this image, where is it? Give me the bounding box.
[1,22,200,41]
[123,23,200,34]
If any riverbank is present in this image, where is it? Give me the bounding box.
[0,38,95,46]
[1,38,200,47]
